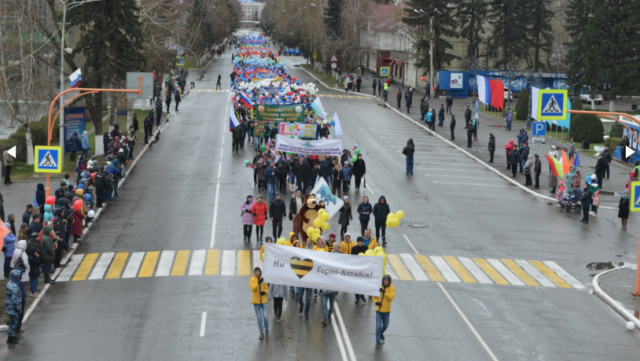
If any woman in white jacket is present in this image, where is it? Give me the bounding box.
[10,240,29,284]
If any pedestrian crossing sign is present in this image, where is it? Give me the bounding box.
[380,67,390,76]
[34,146,62,173]
[630,181,640,212]
[537,89,567,120]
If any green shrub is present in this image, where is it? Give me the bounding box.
[515,88,529,120]
[570,113,604,143]
[606,137,622,151]
[570,96,582,111]
[5,119,60,163]
[610,122,623,138]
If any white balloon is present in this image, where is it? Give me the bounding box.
[627,321,636,330]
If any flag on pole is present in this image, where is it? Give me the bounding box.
[477,75,491,106]
[545,155,558,177]
[552,157,564,179]
[229,104,240,131]
[239,92,254,109]
[69,68,82,88]
[333,112,343,138]
[489,78,505,111]
[561,149,570,175]
[310,97,325,115]
[573,152,580,167]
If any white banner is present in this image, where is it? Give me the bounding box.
[275,137,343,156]
[263,244,383,296]
[530,86,539,120]
[311,177,343,219]
[450,72,463,89]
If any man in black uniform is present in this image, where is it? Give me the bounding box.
[155,97,163,125]
[144,112,154,144]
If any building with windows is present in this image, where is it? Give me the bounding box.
[238,0,264,22]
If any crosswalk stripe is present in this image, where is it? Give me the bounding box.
[237,250,251,276]
[414,254,445,282]
[72,253,99,281]
[156,250,175,277]
[88,252,115,280]
[487,259,524,286]
[458,257,492,284]
[253,250,263,269]
[205,249,220,275]
[138,251,160,278]
[529,260,571,288]
[430,256,461,282]
[106,252,129,279]
[500,259,539,286]
[171,250,190,276]
[122,252,145,278]
[387,254,413,280]
[515,260,555,287]
[473,258,509,285]
[221,250,235,275]
[400,254,429,281]
[57,254,85,282]
[542,261,585,289]
[189,250,206,276]
[383,263,397,279]
[443,256,477,283]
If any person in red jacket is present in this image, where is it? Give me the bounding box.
[71,206,85,244]
[251,195,269,243]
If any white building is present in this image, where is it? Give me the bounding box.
[238,0,264,21]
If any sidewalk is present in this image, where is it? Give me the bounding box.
[594,265,640,328]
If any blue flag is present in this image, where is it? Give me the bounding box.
[573,152,580,167]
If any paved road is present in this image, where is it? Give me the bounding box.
[3,45,640,360]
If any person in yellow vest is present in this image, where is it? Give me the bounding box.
[249,267,269,340]
[313,237,329,252]
[339,233,355,255]
[373,275,395,347]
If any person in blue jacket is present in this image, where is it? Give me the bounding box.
[81,131,90,158]
[68,131,81,161]
[341,161,352,193]
[107,159,122,198]
[357,195,372,236]
[3,223,16,277]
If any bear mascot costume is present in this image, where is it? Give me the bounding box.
[293,194,326,243]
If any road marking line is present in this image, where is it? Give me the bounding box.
[434,181,514,188]
[221,250,236,275]
[429,256,461,282]
[105,252,129,279]
[437,283,500,361]
[189,250,206,276]
[366,182,375,194]
[400,254,429,281]
[529,260,571,288]
[386,254,413,280]
[123,252,146,278]
[88,252,115,280]
[418,163,486,168]
[426,175,501,181]
[210,162,222,248]
[171,250,190,276]
[331,304,349,361]
[72,253,99,281]
[384,262,398,279]
[515,260,555,287]
[414,254,445,281]
[543,261,585,289]
[419,168,493,173]
[473,259,509,285]
[139,251,160,278]
[57,254,85,282]
[220,149,223,158]
[500,259,539,286]
[458,257,492,284]
[205,249,221,275]
[200,312,207,337]
[487,259,524,286]
[402,234,419,254]
[237,250,251,276]
[155,250,175,277]
[253,250,263,269]
[334,302,357,361]
[443,256,477,283]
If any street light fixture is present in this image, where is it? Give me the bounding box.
[57,0,103,151]
[525,69,543,129]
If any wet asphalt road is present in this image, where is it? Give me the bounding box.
[3,45,640,360]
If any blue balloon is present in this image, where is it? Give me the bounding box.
[85,194,92,201]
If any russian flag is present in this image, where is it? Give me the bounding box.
[353,143,359,151]
[477,75,505,111]
[229,104,240,132]
[69,68,82,89]
[240,92,254,109]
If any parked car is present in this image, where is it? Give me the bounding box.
[504,87,513,101]
[580,93,603,105]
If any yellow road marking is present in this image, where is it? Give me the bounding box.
[171,250,190,276]
[139,251,160,277]
[443,256,477,283]
[387,254,413,280]
[237,250,251,276]
[72,253,99,281]
[205,249,220,275]
[414,254,444,282]
[473,258,509,285]
[501,259,540,286]
[529,260,571,288]
[105,252,129,279]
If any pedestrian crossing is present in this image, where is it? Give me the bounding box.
[56,250,586,289]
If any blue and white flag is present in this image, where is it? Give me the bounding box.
[310,97,325,115]
[332,111,343,138]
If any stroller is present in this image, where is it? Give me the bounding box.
[564,188,583,214]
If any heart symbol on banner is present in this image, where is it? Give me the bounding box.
[290,257,314,279]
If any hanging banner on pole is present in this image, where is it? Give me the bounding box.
[310,177,344,218]
[275,137,343,156]
[262,244,383,296]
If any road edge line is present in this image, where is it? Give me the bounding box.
[592,265,640,329]
[296,65,377,100]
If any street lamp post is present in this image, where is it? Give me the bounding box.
[467,57,484,116]
[57,0,102,152]
[525,69,543,130]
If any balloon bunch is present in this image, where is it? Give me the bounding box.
[276,237,287,245]
[386,210,404,228]
[351,148,361,163]
[312,209,330,231]
[305,227,321,242]
[359,246,389,275]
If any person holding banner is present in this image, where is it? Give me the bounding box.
[268,281,289,323]
[322,286,337,326]
[374,275,396,347]
[352,237,369,304]
[249,267,269,340]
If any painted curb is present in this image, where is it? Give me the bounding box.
[592,265,640,329]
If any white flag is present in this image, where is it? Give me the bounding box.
[333,111,343,138]
[310,177,344,218]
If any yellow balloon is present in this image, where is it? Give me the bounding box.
[321,213,330,222]
[260,253,264,262]
[313,218,323,227]
[320,222,330,231]
[387,212,395,220]
[391,218,400,228]
[386,219,392,228]
[374,246,384,254]
[277,237,287,244]
[306,227,315,236]
[358,253,365,256]
[314,228,321,236]
[395,210,405,220]
[318,209,326,216]
[311,235,319,242]
[365,249,374,256]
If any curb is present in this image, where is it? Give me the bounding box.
[592,265,640,329]
[0,113,172,332]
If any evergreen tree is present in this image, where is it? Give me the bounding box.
[324,0,342,38]
[402,0,458,71]
[187,0,214,54]
[570,96,583,111]
[525,0,553,70]
[515,87,529,120]
[565,0,594,93]
[68,0,146,143]
[487,0,529,67]
[455,0,487,59]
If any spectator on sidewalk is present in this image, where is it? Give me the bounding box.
[5,269,23,344]
[438,104,445,126]
[81,131,90,158]
[22,204,33,225]
[446,95,453,114]
[568,137,576,160]
[405,87,413,114]
[505,109,513,131]
[580,182,593,223]
[602,144,612,179]
[372,79,377,95]
[464,106,472,126]
[3,222,16,277]
[35,183,46,215]
[619,191,630,230]
[488,134,495,162]
[3,147,14,185]
[595,153,607,189]
[450,115,456,141]
[396,88,402,109]
[534,154,541,189]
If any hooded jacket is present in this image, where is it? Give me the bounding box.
[267,283,289,301]
[249,267,269,304]
[505,140,514,156]
[41,225,55,260]
[373,275,395,313]
[28,247,41,278]
[5,269,23,316]
[352,158,366,177]
[488,134,496,152]
[69,132,81,152]
[357,201,372,221]
[10,240,30,282]
[44,204,54,222]
[3,226,16,257]
[36,183,46,209]
[81,132,90,150]
[373,196,390,221]
[340,239,355,255]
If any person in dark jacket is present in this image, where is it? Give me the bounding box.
[352,155,366,191]
[35,183,46,215]
[372,80,377,95]
[289,189,303,221]
[155,97,163,125]
[265,161,279,202]
[619,191,630,230]
[269,192,287,239]
[232,124,244,153]
[309,163,322,187]
[332,164,343,198]
[174,90,181,111]
[446,95,453,114]
[351,237,369,304]
[534,154,542,189]
[510,146,519,178]
[464,106,472,126]
[602,144,612,179]
[27,247,41,297]
[580,182,593,223]
[405,87,413,114]
[338,196,353,239]
[165,93,172,114]
[276,161,288,195]
[465,121,474,148]
[320,156,333,184]
[519,143,530,173]
[402,139,415,175]
[396,89,402,109]
[293,156,311,194]
[52,209,66,268]
[449,115,456,140]
[144,112,154,144]
[68,131,81,161]
[488,133,496,162]
[95,167,107,208]
[357,196,372,236]
[373,196,390,245]
[22,204,33,225]
[595,153,607,189]
[438,104,445,126]
[41,225,55,284]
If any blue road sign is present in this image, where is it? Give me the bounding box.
[538,89,567,120]
[475,101,479,114]
[631,181,640,212]
[532,122,547,136]
[34,146,62,173]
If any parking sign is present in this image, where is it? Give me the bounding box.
[532,122,547,136]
